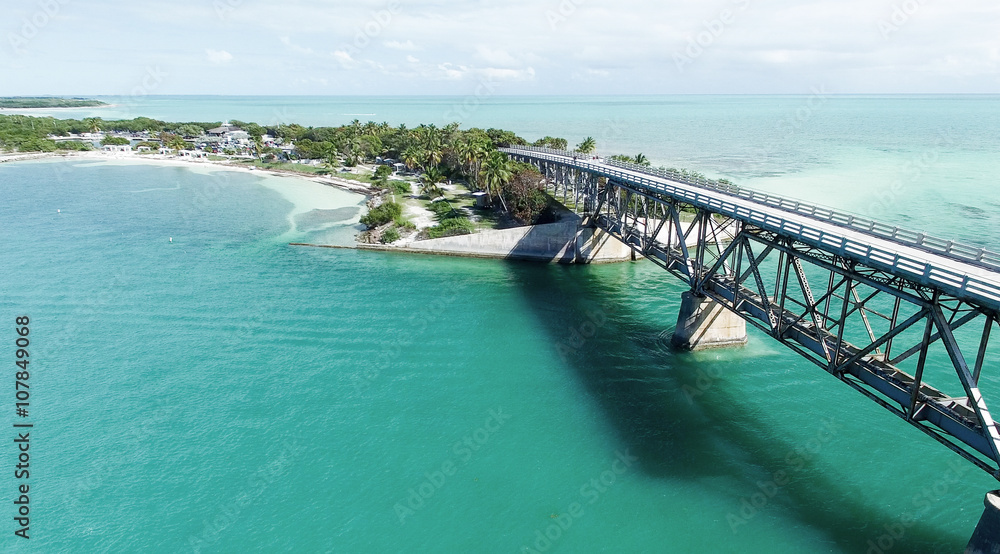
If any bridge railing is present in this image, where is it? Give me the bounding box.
[500,147,1000,310]
[502,147,1000,274]
[503,144,602,159]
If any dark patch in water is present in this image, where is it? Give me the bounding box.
[950,203,988,219]
[294,207,359,232]
[507,261,969,553]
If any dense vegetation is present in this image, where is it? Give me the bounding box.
[3,113,684,239]
[0,97,107,108]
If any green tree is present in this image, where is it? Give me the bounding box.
[503,166,549,224]
[374,164,393,188]
[166,135,187,151]
[83,117,102,134]
[575,137,596,154]
[420,167,446,198]
[319,142,339,169]
[101,137,130,146]
[402,146,424,171]
[482,151,512,211]
[175,124,205,139]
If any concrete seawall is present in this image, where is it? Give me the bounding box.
[326,215,634,264]
[399,216,632,264]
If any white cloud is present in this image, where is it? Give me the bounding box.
[475,46,519,67]
[6,0,1000,94]
[280,37,315,56]
[332,50,357,69]
[437,63,469,80]
[478,67,536,81]
[385,40,417,51]
[205,49,233,65]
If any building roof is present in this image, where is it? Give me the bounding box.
[207,125,242,134]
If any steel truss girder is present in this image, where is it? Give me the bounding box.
[516,164,1000,479]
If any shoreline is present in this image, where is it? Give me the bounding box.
[0,150,378,197]
[1,150,634,264]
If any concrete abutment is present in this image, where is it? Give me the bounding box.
[967,490,1000,554]
[671,291,748,351]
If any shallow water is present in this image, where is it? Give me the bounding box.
[1,95,998,553]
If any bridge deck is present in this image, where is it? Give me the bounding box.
[504,148,1000,312]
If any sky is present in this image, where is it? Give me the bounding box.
[1,0,999,96]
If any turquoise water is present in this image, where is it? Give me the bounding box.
[12,94,1000,246]
[1,96,999,552]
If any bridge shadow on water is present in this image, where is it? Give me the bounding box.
[503,259,967,553]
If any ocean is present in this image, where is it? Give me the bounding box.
[1,95,998,553]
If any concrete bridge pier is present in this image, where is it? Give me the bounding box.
[967,490,1000,554]
[671,292,748,350]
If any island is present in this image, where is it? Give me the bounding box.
[0,97,108,109]
[0,112,703,262]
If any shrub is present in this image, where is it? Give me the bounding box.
[55,141,92,151]
[101,137,131,146]
[381,227,401,244]
[385,180,411,195]
[425,218,475,239]
[394,216,416,231]
[428,200,464,222]
[360,201,402,229]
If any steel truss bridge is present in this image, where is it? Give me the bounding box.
[502,146,1000,481]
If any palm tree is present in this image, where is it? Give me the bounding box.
[456,139,477,182]
[402,146,424,171]
[167,135,187,152]
[457,138,489,190]
[424,147,443,169]
[482,151,512,212]
[420,167,446,198]
[320,142,339,170]
[576,137,596,154]
[344,135,363,166]
[83,117,102,134]
[634,153,649,166]
[253,136,264,161]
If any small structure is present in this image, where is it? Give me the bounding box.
[207,123,239,137]
[102,144,132,152]
[472,191,488,208]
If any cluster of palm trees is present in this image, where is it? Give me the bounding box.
[311,121,522,205]
[268,119,601,214]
